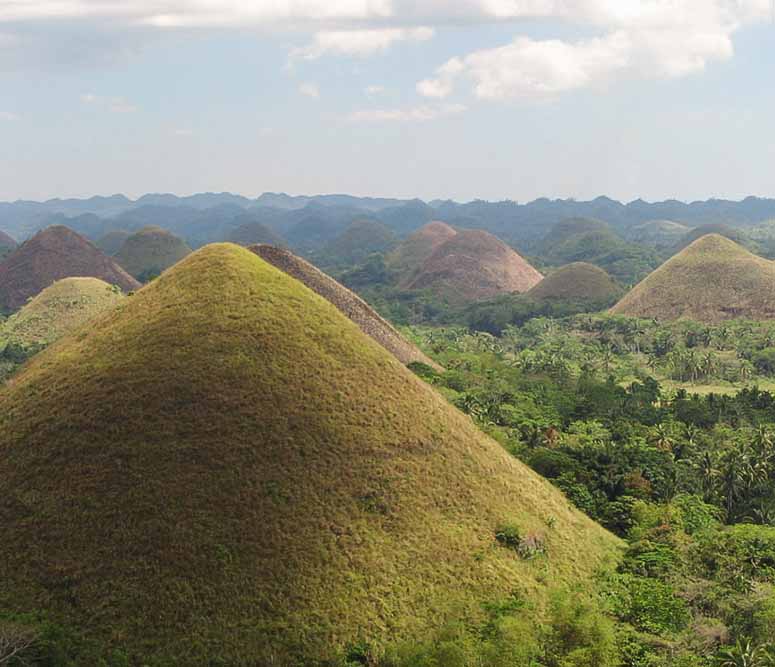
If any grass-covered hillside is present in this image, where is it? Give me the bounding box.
[0,243,619,666]
[612,234,775,322]
[404,229,543,303]
[0,225,139,313]
[227,216,286,247]
[96,230,131,255]
[0,277,123,354]
[527,262,622,302]
[114,226,192,281]
[251,243,441,369]
[625,219,691,249]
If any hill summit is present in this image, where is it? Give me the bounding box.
[114,226,192,281]
[0,225,139,312]
[0,243,618,665]
[611,234,775,322]
[0,277,123,353]
[250,243,440,369]
[404,228,543,302]
[387,220,457,275]
[527,262,622,303]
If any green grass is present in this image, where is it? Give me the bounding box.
[611,234,775,322]
[0,243,620,665]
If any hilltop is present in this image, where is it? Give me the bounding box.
[404,229,543,302]
[0,225,139,312]
[0,230,16,259]
[386,221,458,276]
[0,243,619,665]
[527,262,622,303]
[0,277,123,353]
[96,229,131,255]
[611,234,775,322]
[251,244,441,370]
[315,219,396,268]
[114,226,192,281]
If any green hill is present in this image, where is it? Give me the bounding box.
[527,262,622,303]
[671,223,753,255]
[539,218,660,285]
[386,221,457,276]
[0,243,619,666]
[626,220,691,249]
[95,230,131,255]
[227,217,285,247]
[0,277,123,353]
[114,226,192,281]
[611,234,775,322]
[315,219,396,268]
[0,230,16,260]
[404,229,543,303]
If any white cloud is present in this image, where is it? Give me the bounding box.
[348,103,466,122]
[0,111,19,121]
[299,82,320,98]
[291,26,433,60]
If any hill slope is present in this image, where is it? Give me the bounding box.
[0,230,16,259]
[0,243,619,665]
[404,229,543,302]
[0,277,123,352]
[611,234,775,322]
[626,220,691,249]
[527,262,622,302]
[251,244,441,370]
[386,221,457,276]
[95,229,131,255]
[114,226,192,280]
[227,217,285,247]
[0,225,140,312]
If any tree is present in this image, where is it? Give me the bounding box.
[0,621,38,665]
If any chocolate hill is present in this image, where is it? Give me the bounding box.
[386,221,458,276]
[114,226,192,281]
[251,243,441,370]
[0,277,123,352]
[0,225,140,312]
[403,229,543,302]
[227,218,285,247]
[0,243,618,665]
[527,262,622,302]
[611,234,775,322]
[96,229,131,255]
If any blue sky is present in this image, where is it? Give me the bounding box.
[1,1,774,203]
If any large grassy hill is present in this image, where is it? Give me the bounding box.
[114,226,192,281]
[527,262,622,303]
[0,277,123,353]
[611,234,775,322]
[0,225,139,313]
[404,229,543,303]
[0,243,619,666]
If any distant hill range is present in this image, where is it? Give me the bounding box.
[0,226,140,312]
[611,234,775,322]
[5,192,775,251]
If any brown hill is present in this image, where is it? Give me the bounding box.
[404,229,543,302]
[251,244,441,370]
[0,226,140,312]
[527,262,622,302]
[0,230,16,259]
[386,221,458,276]
[611,234,775,322]
[0,243,619,665]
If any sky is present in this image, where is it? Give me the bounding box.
[1,0,775,203]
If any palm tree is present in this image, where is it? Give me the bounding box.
[716,639,775,667]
